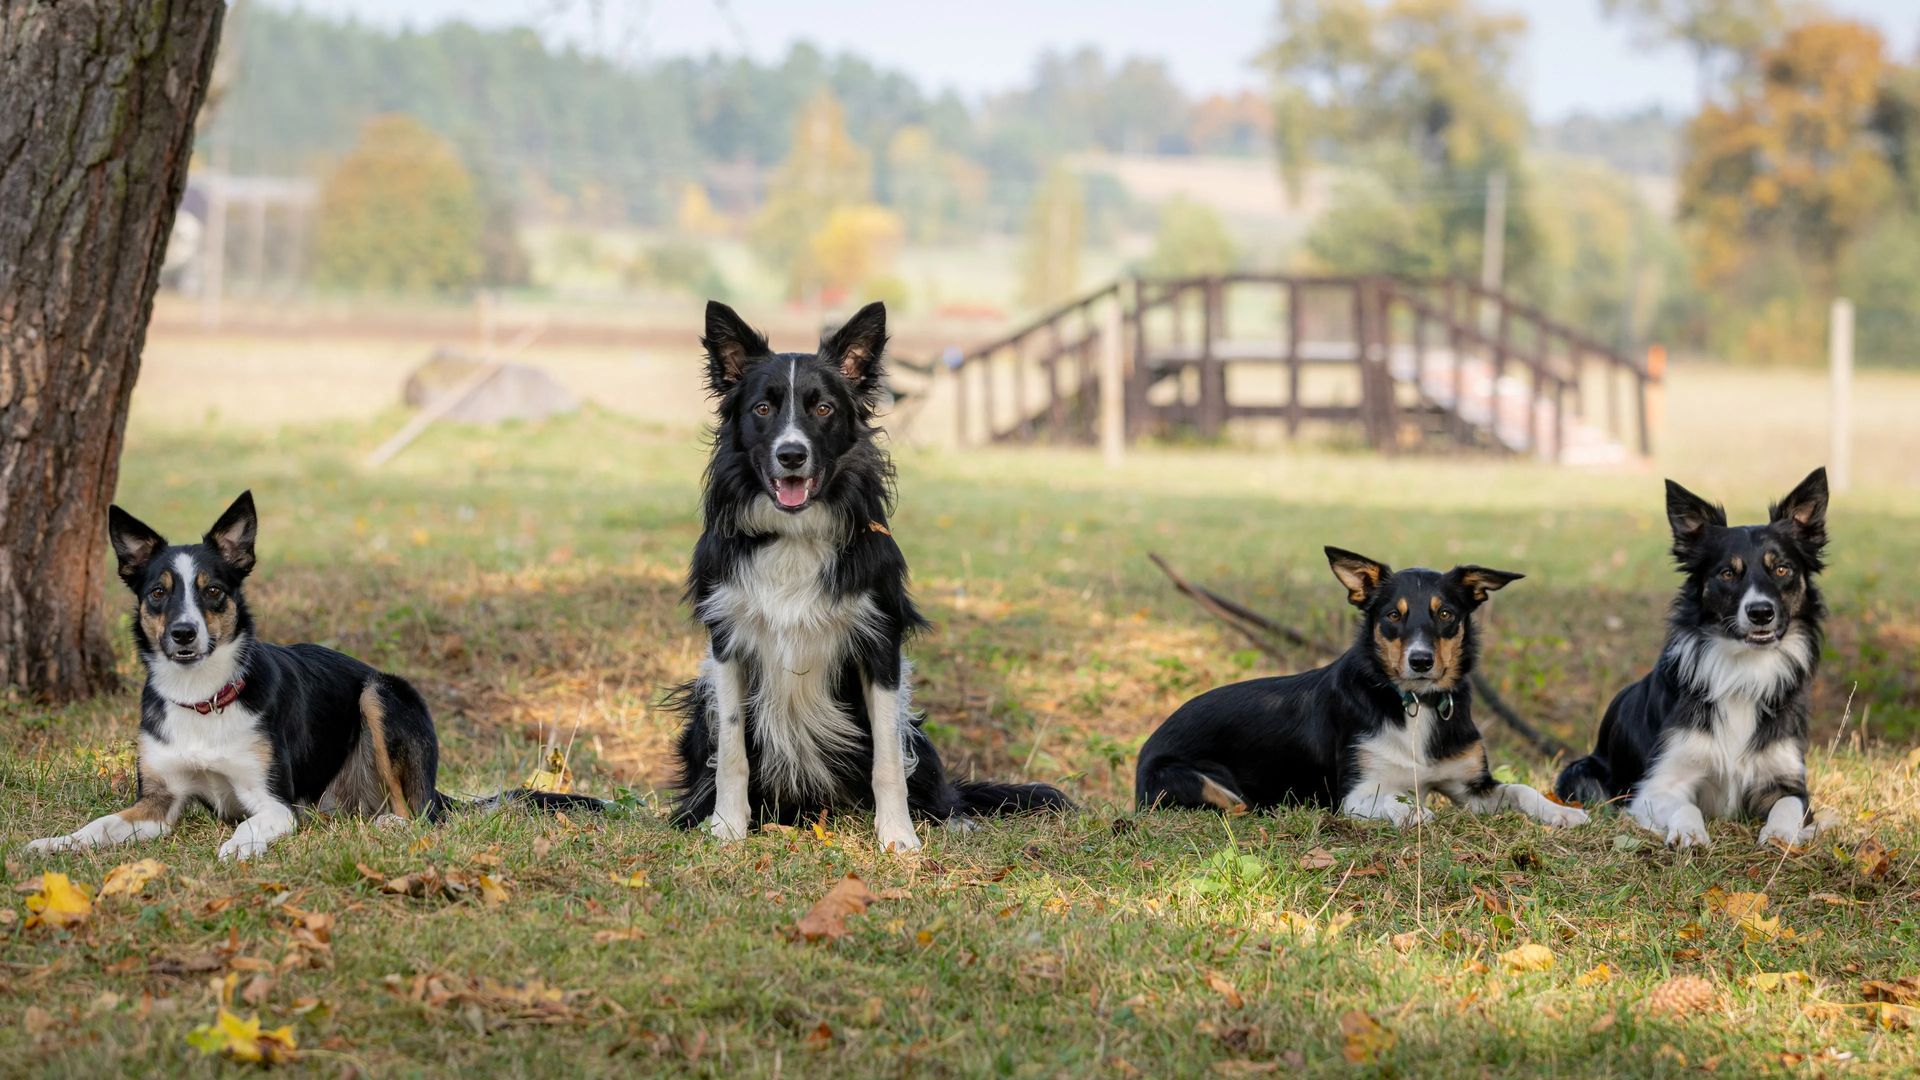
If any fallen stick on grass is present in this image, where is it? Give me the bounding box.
[1147,552,1573,760]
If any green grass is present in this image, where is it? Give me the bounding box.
[5,406,1919,1076]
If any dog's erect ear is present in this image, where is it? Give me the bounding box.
[1664,479,1725,555]
[1445,565,1524,606]
[204,491,258,576]
[822,301,888,397]
[107,506,167,590]
[1325,546,1391,608]
[702,300,769,395]
[1769,467,1829,553]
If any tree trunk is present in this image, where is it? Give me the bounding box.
[0,1,225,701]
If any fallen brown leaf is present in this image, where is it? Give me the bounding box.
[790,875,878,942]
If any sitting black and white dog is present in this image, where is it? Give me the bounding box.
[28,492,597,861]
[669,300,1069,851]
[1136,547,1586,829]
[1557,469,1829,849]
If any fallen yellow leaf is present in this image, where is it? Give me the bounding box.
[1499,943,1555,973]
[1576,963,1614,987]
[24,872,92,930]
[185,1009,297,1064]
[1339,1009,1395,1064]
[1745,971,1813,992]
[99,859,167,901]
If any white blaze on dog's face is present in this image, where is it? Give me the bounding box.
[701,300,889,515]
[107,492,258,670]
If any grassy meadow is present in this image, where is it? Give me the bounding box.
[4,340,1920,1076]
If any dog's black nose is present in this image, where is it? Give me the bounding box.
[168,623,197,645]
[775,442,809,471]
[1746,601,1777,626]
[1407,649,1435,674]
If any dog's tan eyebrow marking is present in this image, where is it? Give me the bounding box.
[1430,595,1442,613]
[1396,597,1409,616]
[1730,556,1745,574]
[159,570,174,590]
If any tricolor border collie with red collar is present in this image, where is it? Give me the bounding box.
[668,300,1069,851]
[1136,547,1587,830]
[27,492,597,862]
[1556,468,1830,849]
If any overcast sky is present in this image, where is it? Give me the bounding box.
[277,0,1920,122]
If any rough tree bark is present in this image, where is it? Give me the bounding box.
[0,1,226,701]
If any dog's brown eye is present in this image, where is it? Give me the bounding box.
[148,587,166,603]
[753,402,772,417]
[204,585,224,602]
[814,402,833,417]
[1720,569,1737,581]
[1385,610,1402,622]
[1438,609,1455,622]
[1774,565,1790,578]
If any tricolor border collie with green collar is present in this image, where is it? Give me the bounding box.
[1557,468,1830,849]
[1136,546,1587,831]
[27,492,598,862]
[667,300,1069,851]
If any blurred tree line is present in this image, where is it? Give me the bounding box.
[1273,0,1920,367]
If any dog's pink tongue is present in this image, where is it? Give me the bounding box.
[776,477,809,508]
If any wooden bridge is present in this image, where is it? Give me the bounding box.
[914,274,1655,464]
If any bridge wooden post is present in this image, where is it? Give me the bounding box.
[953,353,970,447]
[1099,292,1126,467]
[1199,276,1226,439]
[1286,279,1304,439]
[1127,278,1149,441]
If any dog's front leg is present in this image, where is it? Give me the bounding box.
[219,784,299,862]
[705,657,752,842]
[27,785,182,854]
[1629,790,1710,848]
[866,668,921,853]
[1450,778,1589,828]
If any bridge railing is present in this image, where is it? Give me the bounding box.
[944,272,1654,460]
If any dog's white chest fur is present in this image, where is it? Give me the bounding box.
[142,703,271,821]
[1348,706,1480,798]
[1637,632,1810,820]
[699,505,886,797]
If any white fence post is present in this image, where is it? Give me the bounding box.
[1829,298,1853,494]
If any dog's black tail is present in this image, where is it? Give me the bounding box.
[953,779,1073,817]
[431,789,610,818]
[1553,755,1612,809]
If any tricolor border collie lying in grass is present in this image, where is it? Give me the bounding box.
[1136,547,1587,830]
[668,300,1069,851]
[1557,468,1830,849]
[27,492,599,862]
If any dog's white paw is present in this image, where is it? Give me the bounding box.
[218,835,271,862]
[1389,804,1435,829]
[943,816,981,834]
[1664,812,1711,849]
[705,813,749,843]
[1536,802,1590,829]
[1756,821,1815,849]
[372,813,410,831]
[875,816,922,853]
[25,835,74,854]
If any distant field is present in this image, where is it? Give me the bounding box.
[6,338,1918,1074]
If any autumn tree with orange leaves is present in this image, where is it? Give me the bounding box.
[1675,18,1916,362]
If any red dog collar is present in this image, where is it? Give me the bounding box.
[176,677,246,715]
